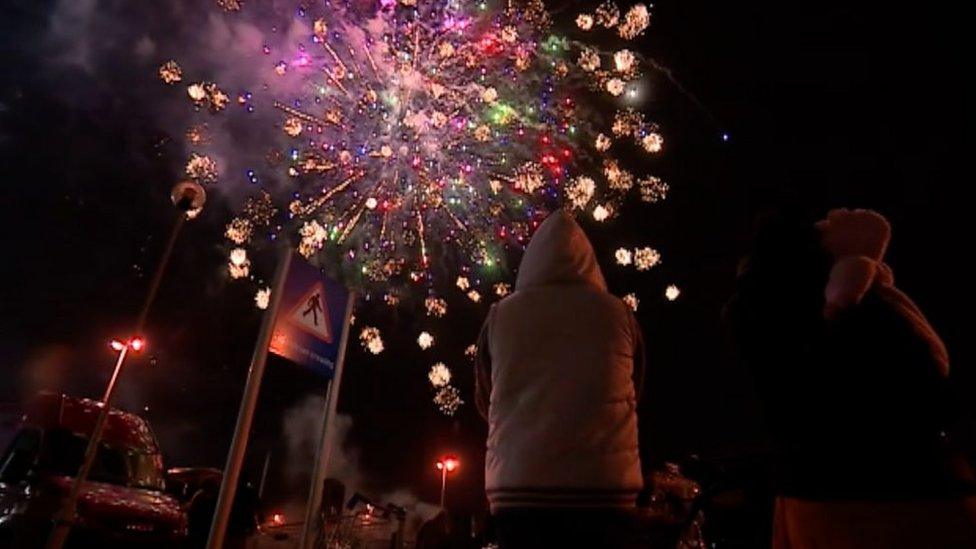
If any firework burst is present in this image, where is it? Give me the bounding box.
[165,0,668,309]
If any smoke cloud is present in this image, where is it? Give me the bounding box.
[282,395,441,542]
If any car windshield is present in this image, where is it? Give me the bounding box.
[39,428,164,491]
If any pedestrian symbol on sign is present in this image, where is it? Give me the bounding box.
[287,283,333,343]
[303,293,323,325]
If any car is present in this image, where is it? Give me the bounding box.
[0,393,187,548]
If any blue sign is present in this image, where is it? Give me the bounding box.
[269,255,352,378]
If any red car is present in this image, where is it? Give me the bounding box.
[0,393,187,548]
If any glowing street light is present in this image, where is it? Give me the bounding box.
[130,337,146,352]
[435,455,460,509]
[46,181,205,549]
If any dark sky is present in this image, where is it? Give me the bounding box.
[1,0,973,514]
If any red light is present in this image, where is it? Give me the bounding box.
[270,513,285,526]
[110,340,125,352]
[438,455,460,473]
[130,337,146,352]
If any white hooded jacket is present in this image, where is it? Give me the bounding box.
[474,210,645,511]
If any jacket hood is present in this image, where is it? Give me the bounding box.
[515,209,607,291]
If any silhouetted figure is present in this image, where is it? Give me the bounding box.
[415,511,449,549]
[474,210,646,548]
[725,208,976,548]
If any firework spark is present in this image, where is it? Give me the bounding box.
[359,326,385,355]
[433,385,464,416]
[428,362,452,388]
[615,248,633,266]
[634,246,661,271]
[158,60,182,84]
[228,248,250,279]
[665,284,681,301]
[254,287,271,309]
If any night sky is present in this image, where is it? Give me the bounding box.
[2,0,973,516]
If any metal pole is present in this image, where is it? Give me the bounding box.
[299,293,355,549]
[207,249,293,549]
[46,213,187,549]
[257,450,272,500]
[440,467,448,509]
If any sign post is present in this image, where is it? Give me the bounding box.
[299,292,354,548]
[206,248,293,549]
[208,251,353,549]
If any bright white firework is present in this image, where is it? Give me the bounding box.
[593,204,612,222]
[425,297,447,318]
[228,248,250,279]
[359,327,385,355]
[428,362,452,388]
[254,287,271,309]
[615,248,633,266]
[634,247,661,271]
[433,386,464,416]
[418,331,435,350]
[665,284,681,301]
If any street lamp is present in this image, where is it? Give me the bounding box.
[435,455,459,509]
[46,181,205,549]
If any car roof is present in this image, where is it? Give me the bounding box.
[22,393,160,453]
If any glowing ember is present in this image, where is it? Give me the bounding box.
[359,327,385,355]
[428,362,452,387]
[592,204,612,222]
[638,177,669,203]
[433,385,464,416]
[158,60,182,84]
[425,297,447,318]
[595,2,621,28]
[606,78,626,96]
[255,287,271,309]
[634,247,661,271]
[229,248,248,267]
[665,284,681,301]
[566,176,596,210]
[613,50,637,73]
[228,248,251,278]
[618,4,651,40]
[225,218,253,245]
[185,153,218,184]
[641,132,664,153]
[615,248,633,266]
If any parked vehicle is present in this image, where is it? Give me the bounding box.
[0,393,187,548]
[164,467,263,547]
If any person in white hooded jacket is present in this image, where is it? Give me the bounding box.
[473,209,645,548]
